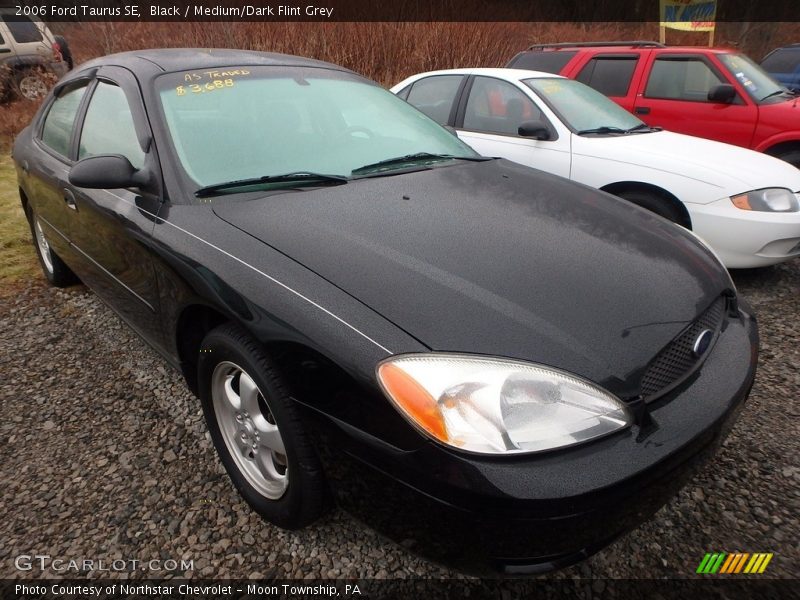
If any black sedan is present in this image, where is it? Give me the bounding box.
[12,49,757,575]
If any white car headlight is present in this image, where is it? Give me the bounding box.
[376,354,632,454]
[731,188,799,212]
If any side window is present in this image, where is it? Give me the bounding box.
[507,51,577,74]
[395,84,411,101]
[463,76,543,136]
[79,81,145,169]
[1,15,43,43]
[40,85,87,157]
[576,56,638,97]
[405,75,463,125]
[645,58,724,102]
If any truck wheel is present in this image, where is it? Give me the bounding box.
[14,67,51,100]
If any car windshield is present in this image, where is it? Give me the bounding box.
[523,77,644,134]
[157,66,478,190]
[717,53,788,102]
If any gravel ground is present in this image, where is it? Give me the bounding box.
[0,259,798,583]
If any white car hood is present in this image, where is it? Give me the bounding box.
[573,130,800,195]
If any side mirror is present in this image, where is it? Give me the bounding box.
[69,154,148,189]
[707,83,737,104]
[518,120,551,140]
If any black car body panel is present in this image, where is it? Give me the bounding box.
[214,158,730,400]
[12,49,757,575]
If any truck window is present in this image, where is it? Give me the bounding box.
[645,57,723,102]
[507,51,578,74]
[576,56,639,97]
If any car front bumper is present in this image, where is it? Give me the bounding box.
[688,196,800,268]
[305,305,758,575]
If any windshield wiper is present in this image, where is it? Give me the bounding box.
[625,123,654,133]
[351,153,490,176]
[576,126,627,135]
[760,89,792,102]
[195,172,349,197]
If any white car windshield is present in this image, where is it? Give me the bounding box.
[524,77,645,134]
[157,66,478,189]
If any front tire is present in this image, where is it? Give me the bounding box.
[29,210,77,287]
[197,323,328,529]
[615,188,685,226]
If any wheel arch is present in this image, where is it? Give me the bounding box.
[175,303,360,404]
[599,181,692,229]
[763,139,800,158]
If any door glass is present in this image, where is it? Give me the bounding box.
[40,85,87,157]
[463,77,542,135]
[507,51,577,74]
[576,56,638,97]
[645,58,723,102]
[79,81,145,169]
[405,75,463,125]
[1,15,43,43]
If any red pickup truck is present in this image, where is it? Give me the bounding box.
[507,41,800,167]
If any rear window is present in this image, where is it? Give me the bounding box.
[761,48,800,73]
[507,51,577,74]
[1,15,43,44]
[576,56,638,97]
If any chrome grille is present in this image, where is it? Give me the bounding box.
[640,297,726,400]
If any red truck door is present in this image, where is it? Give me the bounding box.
[631,52,758,148]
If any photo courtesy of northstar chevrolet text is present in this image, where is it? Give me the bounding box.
[0,0,797,596]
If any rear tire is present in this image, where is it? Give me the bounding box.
[197,323,328,529]
[614,188,685,226]
[29,210,78,287]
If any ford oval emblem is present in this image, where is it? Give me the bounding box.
[692,329,713,358]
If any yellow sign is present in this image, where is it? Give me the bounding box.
[659,0,716,32]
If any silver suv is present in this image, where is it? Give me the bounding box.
[0,12,69,101]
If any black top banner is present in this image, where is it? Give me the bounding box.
[2,0,799,22]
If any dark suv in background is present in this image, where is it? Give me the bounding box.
[761,44,800,92]
[507,41,800,167]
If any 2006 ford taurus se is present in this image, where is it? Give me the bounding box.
[13,49,757,574]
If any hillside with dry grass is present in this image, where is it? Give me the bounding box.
[2,21,798,146]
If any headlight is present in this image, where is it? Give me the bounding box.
[731,188,799,212]
[376,354,632,454]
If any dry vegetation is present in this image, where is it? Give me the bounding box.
[2,21,797,145]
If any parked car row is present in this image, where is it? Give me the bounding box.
[13,49,760,576]
[0,11,71,101]
[393,67,800,268]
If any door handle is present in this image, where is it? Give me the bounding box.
[635,106,651,115]
[63,189,77,211]
[0,48,11,54]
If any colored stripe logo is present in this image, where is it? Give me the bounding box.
[696,552,773,574]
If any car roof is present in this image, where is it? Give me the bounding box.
[521,45,736,55]
[404,67,565,81]
[73,48,352,76]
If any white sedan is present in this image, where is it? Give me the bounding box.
[391,68,800,268]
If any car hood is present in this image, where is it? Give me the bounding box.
[213,159,733,398]
[573,130,800,195]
